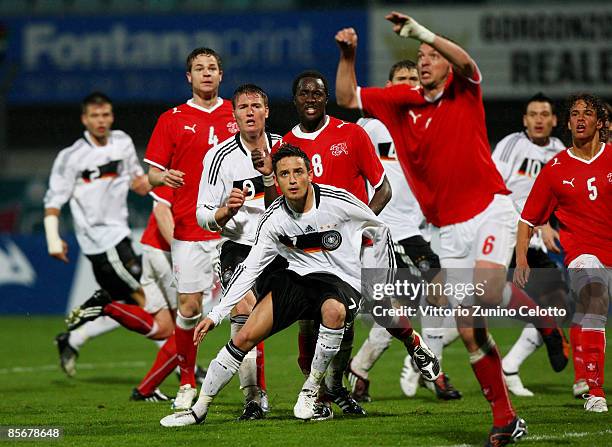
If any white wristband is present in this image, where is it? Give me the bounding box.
[262,174,275,187]
[399,20,435,44]
[44,214,63,254]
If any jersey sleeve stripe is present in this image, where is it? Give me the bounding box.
[500,134,522,163]
[518,216,536,227]
[319,187,371,213]
[254,199,283,244]
[144,158,167,171]
[223,263,246,294]
[209,142,238,185]
[149,191,171,207]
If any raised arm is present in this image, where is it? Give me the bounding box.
[335,27,360,109]
[385,11,476,79]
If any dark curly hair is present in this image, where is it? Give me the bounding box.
[272,144,311,173]
[564,93,609,143]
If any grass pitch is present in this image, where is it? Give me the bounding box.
[1,316,610,446]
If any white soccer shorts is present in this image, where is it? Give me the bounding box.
[568,254,612,297]
[171,239,218,294]
[141,246,176,314]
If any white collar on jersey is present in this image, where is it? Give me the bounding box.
[291,115,330,140]
[238,132,271,154]
[186,97,224,114]
[566,142,606,165]
[83,130,111,147]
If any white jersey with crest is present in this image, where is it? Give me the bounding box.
[206,183,395,326]
[197,132,282,246]
[357,118,424,241]
[44,130,144,255]
[492,131,565,213]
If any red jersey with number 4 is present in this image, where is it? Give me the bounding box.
[141,186,173,252]
[144,98,238,241]
[275,115,385,203]
[521,143,612,266]
[359,68,509,227]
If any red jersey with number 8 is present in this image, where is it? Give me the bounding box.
[521,143,612,266]
[144,98,237,241]
[274,115,385,204]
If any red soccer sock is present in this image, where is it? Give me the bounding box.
[570,323,585,383]
[175,326,197,387]
[103,302,156,336]
[386,316,415,348]
[581,329,606,398]
[297,332,316,376]
[505,283,555,335]
[470,337,516,427]
[256,342,266,391]
[137,335,178,396]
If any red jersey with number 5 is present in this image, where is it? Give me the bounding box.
[275,115,385,204]
[521,143,612,266]
[144,98,237,241]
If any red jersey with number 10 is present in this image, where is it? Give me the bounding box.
[144,98,237,241]
[275,116,385,204]
[359,68,509,227]
[521,143,612,266]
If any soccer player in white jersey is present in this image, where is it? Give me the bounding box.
[516,93,611,413]
[346,60,461,402]
[492,93,570,397]
[45,92,178,375]
[195,84,283,419]
[159,144,399,427]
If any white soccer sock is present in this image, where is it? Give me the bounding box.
[351,324,392,378]
[68,316,120,350]
[325,325,354,391]
[303,324,344,392]
[192,341,245,418]
[421,313,445,368]
[502,324,542,374]
[231,315,259,403]
[442,315,460,347]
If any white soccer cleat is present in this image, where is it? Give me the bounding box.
[160,409,204,427]
[583,395,608,413]
[172,384,197,412]
[503,372,534,397]
[260,389,270,413]
[573,380,589,398]
[400,355,419,397]
[293,388,318,420]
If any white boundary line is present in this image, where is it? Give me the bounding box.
[0,361,146,375]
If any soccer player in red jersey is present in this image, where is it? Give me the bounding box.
[335,13,530,445]
[144,48,238,411]
[516,93,611,413]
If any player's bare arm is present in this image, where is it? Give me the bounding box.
[513,220,534,288]
[213,187,248,228]
[193,317,216,345]
[44,207,69,263]
[540,222,561,254]
[367,176,392,215]
[153,201,174,245]
[335,27,359,109]
[130,174,152,196]
[251,148,279,207]
[147,166,185,188]
[385,11,476,79]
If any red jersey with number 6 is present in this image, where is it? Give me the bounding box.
[275,115,385,204]
[144,98,237,241]
[521,143,612,266]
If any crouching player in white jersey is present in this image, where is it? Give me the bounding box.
[345,59,461,403]
[161,144,409,426]
[515,93,611,413]
[492,93,570,397]
[195,84,283,420]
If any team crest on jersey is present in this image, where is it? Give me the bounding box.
[607,172,612,183]
[227,122,239,134]
[330,142,348,156]
[321,230,342,251]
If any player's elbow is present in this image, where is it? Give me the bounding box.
[336,91,359,109]
[197,206,220,232]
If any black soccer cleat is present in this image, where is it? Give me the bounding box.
[541,328,569,373]
[407,334,441,382]
[420,373,462,400]
[65,289,112,330]
[485,417,527,447]
[345,359,372,402]
[54,332,78,377]
[311,402,334,421]
[237,400,265,421]
[325,387,367,416]
[130,387,171,402]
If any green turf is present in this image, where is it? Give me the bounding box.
[0,316,610,446]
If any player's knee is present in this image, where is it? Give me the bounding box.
[233,327,256,352]
[321,298,346,329]
[178,292,202,316]
[476,276,506,306]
